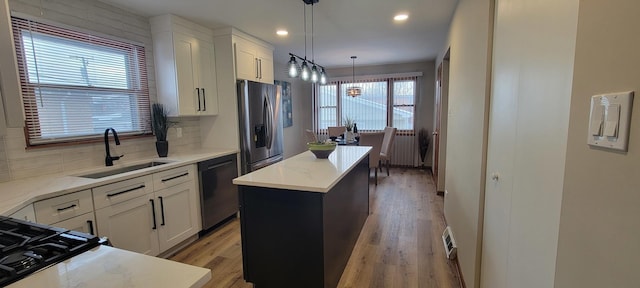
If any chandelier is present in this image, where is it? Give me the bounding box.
[287,0,327,84]
[347,56,361,97]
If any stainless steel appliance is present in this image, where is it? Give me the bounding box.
[0,216,103,286]
[237,80,284,174]
[198,154,238,232]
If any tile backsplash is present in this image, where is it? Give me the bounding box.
[0,117,201,183]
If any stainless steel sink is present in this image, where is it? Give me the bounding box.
[78,161,169,179]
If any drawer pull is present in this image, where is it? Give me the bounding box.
[56,204,77,212]
[107,185,146,198]
[161,172,189,182]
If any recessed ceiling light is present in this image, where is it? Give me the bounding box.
[276,30,289,36]
[394,14,409,21]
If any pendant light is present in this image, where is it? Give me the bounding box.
[287,0,327,83]
[347,56,361,97]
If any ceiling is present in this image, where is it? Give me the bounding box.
[98,0,458,68]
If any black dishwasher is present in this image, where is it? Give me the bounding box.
[198,154,239,232]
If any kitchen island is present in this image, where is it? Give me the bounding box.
[233,146,371,288]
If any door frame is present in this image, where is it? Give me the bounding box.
[433,49,450,194]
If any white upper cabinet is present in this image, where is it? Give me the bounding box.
[0,0,23,130]
[150,14,219,116]
[234,36,274,84]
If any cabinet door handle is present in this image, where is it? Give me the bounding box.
[161,172,189,182]
[196,88,202,111]
[255,58,259,78]
[56,204,77,212]
[159,196,166,226]
[150,199,157,230]
[87,220,94,235]
[107,185,145,198]
[259,59,262,79]
[202,88,206,111]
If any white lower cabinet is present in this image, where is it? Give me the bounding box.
[52,212,96,235]
[95,193,160,255]
[155,181,199,252]
[93,164,199,256]
[9,204,36,222]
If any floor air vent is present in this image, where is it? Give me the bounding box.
[442,226,457,260]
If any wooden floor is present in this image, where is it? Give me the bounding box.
[169,168,462,288]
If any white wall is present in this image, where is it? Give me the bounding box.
[437,0,493,287]
[273,61,313,159]
[0,0,203,182]
[482,0,579,287]
[555,1,640,287]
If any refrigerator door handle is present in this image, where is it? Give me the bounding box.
[263,94,271,149]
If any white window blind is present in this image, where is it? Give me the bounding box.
[316,76,417,132]
[11,16,151,146]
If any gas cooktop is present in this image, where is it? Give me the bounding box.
[0,216,102,286]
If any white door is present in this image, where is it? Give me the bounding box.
[155,181,199,252]
[234,41,257,81]
[173,32,199,116]
[480,3,521,287]
[96,194,160,256]
[198,40,219,115]
[257,48,274,84]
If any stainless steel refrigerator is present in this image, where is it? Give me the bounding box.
[237,80,284,175]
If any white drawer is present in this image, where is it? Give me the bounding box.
[152,165,195,190]
[34,190,93,225]
[93,175,154,210]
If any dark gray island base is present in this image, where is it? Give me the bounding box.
[238,155,369,288]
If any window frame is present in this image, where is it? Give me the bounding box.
[11,15,152,147]
[314,75,418,135]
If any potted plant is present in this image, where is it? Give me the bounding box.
[418,128,430,169]
[152,103,171,157]
[343,116,356,141]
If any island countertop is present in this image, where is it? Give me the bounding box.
[6,245,211,288]
[232,146,371,193]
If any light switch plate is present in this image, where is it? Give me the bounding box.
[587,91,634,151]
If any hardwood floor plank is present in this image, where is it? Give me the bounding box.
[170,169,461,287]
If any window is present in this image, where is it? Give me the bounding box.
[316,76,417,132]
[11,17,151,146]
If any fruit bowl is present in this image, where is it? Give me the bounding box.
[307,142,337,159]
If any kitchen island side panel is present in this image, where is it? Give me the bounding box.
[239,186,325,287]
[238,154,369,288]
[322,154,370,288]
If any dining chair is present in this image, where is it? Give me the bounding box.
[379,127,397,176]
[358,132,385,185]
[305,129,318,143]
[327,126,346,138]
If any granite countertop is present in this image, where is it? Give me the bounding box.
[6,245,211,288]
[0,149,238,215]
[232,146,371,193]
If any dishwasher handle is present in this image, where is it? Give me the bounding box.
[206,160,233,171]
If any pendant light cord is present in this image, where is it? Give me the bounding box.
[311,3,315,62]
[304,4,307,60]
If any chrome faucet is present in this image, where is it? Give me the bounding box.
[104,128,124,166]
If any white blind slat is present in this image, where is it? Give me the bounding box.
[11,16,151,145]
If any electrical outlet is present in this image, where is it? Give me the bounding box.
[176,127,183,138]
